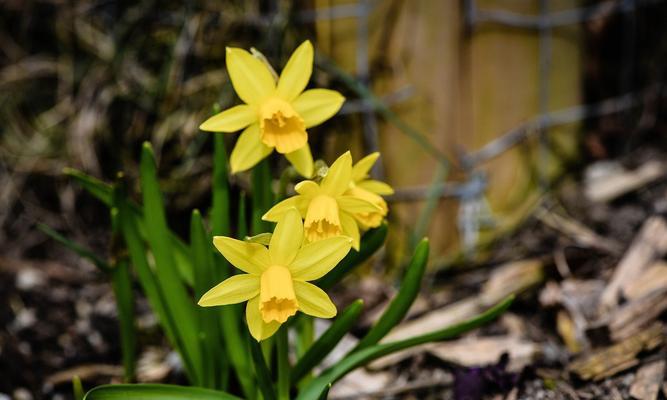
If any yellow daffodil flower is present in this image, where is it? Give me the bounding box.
[199,40,345,177]
[198,208,352,341]
[345,152,394,230]
[262,152,381,251]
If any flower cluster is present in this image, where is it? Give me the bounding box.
[263,151,393,250]
[200,40,345,178]
[199,41,393,341]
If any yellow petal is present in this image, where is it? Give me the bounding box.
[357,179,395,195]
[246,296,281,341]
[199,105,257,132]
[230,123,273,173]
[337,195,382,214]
[351,152,380,182]
[213,236,270,275]
[245,232,272,246]
[276,40,313,102]
[292,89,345,128]
[340,212,360,251]
[321,151,352,196]
[285,144,314,178]
[269,208,303,266]
[293,280,337,318]
[262,196,308,222]
[294,180,320,196]
[290,236,352,281]
[226,47,276,105]
[198,274,260,307]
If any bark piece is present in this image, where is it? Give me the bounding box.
[629,360,665,400]
[623,261,667,301]
[557,310,582,354]
[599,217,667,313]
[536,208,622,255]
[427,335,540,372]
[480,259,544,307]
[45,364,123,386]
[368,298,480,369]
[609,287,667,342]
[370,259,543,370]
[569,322,665,381]
[584,160,666,203]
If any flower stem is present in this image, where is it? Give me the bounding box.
[276,326,290,400]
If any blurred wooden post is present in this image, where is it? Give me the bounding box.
[314,0,582,265]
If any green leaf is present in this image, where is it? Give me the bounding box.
[237,191,248,240]
[317,385,330,400]
[291,300,364,384]
[191,210,226,389]
[64,167,113,205]
[83,384,242,400]
[212,135,231,238]
[114,183,183,377]
[139,143,203,385]
[251,158,273,234]
[296,296,514,400]
[249,339,277,400]
[211,137,254,398]
[412,165,447,250]
[276,327,290,400]
[37,223,111,272]
[65,168,194,286]
[317,224,388,290]
[110,259,136,382]
[295,316,314,361]
[72,376,84,400]
[352,239,429,352]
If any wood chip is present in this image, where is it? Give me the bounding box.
[584,160,666,203]
[368,298,480,369]
[557,310,582,354]
[369,259,543,370]
[536,208,622,254]
[623,261,667,300]
[329,369,393,399]
[569,322,665,381]
[427,335,540,372]
[379,297,480,344]
[45,364,123,386]
[609,287,667,342]
[599,216,667,313]
[480,259,544,307]
[629,359,665,400]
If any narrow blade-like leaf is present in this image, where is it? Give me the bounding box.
[84,384,242,400]
[296,296,514,400]
[352,239,429,352]
[249,339,277,400]
[317,224,387,290]
[191,210,226,389]
[38,223,110,272]
[140,143,203,384]
[291,300,364,384]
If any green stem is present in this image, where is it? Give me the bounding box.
[296,317,314,359]
[276,327,290,400]
[251,159,273,234]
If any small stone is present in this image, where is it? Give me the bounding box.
[16,269,45,290]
